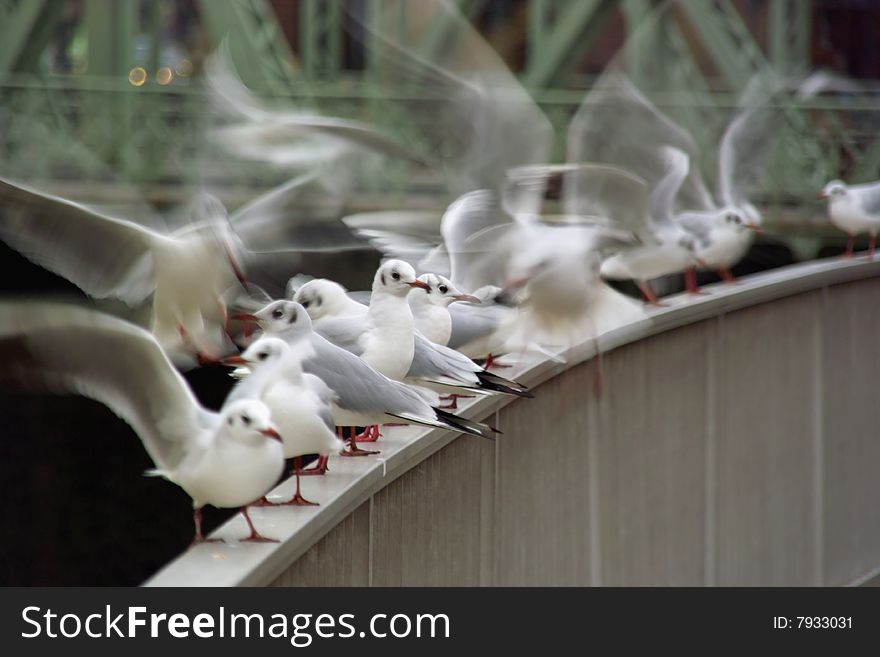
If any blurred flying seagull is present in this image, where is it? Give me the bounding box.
[206,43,425,169]
[0,301,285,544]
[0,174,367,363]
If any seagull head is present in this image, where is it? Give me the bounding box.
[819,180,847,200]
[250,300,312,337]
[237,336,291,369]
[738,202,764,233]
[411,273,480,307]
[373,260,427,297]
[294,279,353,321]
[220,400,282,446]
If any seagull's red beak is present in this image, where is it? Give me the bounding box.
[453,294,481,304]
[220,354,248,367]
[745,224,764,234]
[817,191,828,200]
[232,313,258,322]
[408,280,430,290]
[260,427,282,442]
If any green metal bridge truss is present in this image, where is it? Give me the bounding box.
[0,0,878,229]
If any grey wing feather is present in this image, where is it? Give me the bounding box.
[447,303,506,350]
[0,302,207,471]
[305,335,429,416]
[855,183,880,215]
[650,147,689,224]
[313,315,367,356]
[0,177,156,305]
[408,331,479,385]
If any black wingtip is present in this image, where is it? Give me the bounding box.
[475,370,533,398]
[433,408,498,439]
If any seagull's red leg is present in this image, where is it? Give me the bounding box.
[190,506,222,545]
[868,234,876,260]
[483,353,511,369]
[340,426,378,457]
[300,454,329,476]
[248,496,275,507]
[356,424,382,442]
[684,267,708,295]
[238,506,279,543]
[284,457,320,506]
[844,234,855,258]
[438,394,476,410]
[637,280,664,306]
[718,267,737,284]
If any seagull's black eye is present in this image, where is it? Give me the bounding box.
[439,285,448,294]
[391,271,400,281]
[242,415,252,426]
[258,352,269,361]
[301,300,311,309]
[272,308,283,319]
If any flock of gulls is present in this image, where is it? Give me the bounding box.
[1,3,877,547]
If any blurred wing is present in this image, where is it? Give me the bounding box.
[567,71,715,215]
[0,302,208,471]
[230,173,368,253]
[717,74,783,206]
[346,0,553,192]
[205,45,424,165]
[0,177,156,305]
[442,189,503,286]
[650,147,689,223]
[447,302,508,350]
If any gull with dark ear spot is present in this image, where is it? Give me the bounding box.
[818,179,880,259]
[0,301,286,545]
[222,336,344,504]
[407,273,479,346]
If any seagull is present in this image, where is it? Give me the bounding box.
[308,260,428,382]
[222,337,344,504]
[0,175,366,364]
[819,180,880,259]
[292,277,371,331]
[0,301,286,544]
[592,148,703,305]
[407,273,479,346]
[206,42,425,171]
[239,300,499,456]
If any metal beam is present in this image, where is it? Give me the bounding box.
[415,0,488,62]
[522,0,617,88]
[768,0,812,77]
[0,0,47,72]
[198,0,297,95]
[676,0,766,89]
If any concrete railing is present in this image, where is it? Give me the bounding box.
[146,256,880,587]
